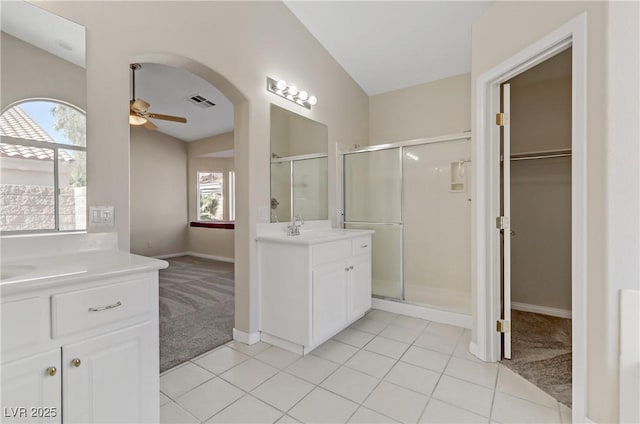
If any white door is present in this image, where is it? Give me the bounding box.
[1,349,61,423]
[62,322,157,423]
[348,254,372,321]
[312,261,348,344]
[500,83,513,359]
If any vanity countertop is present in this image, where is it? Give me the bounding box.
[256,228,374,246]
[1,250,168,295]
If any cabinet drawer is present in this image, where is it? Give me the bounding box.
[312,240,350,266]
[51,278,151,338]
[351,236,371,256]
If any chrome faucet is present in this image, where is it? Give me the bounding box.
[286,214,304,236]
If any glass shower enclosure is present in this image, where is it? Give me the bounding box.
[343,135,472,315]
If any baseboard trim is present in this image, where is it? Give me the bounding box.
[152,251,234,263]
[233,328,260,345]
[511,302,571,319]
[372,298,472,329]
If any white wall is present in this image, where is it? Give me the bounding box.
[369,73,470,144]
[35,1,369,337]
[470,2,623,421]
[130,127,187,256]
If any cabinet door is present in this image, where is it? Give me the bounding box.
[62,322,157,423]
[348,254,372,321]
[1,349,61,423]
[312,261,348,345]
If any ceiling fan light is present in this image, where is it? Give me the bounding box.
[129,113,147,126]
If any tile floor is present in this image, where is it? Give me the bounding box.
[160,309,572,424]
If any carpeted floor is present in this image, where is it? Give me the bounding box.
[501,309,572,407]
[159,256,234,372]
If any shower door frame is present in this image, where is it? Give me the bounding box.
[342,132,473,303]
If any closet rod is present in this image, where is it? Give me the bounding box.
[510,149,572,161]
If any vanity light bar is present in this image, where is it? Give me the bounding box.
[267,77,317,110]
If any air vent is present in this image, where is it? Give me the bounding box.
[187,94,216,109]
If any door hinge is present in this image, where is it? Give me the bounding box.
[496,320,511,333]
[496,112,509,126]
[496,216,510,230]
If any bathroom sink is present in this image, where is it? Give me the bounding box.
[0,264,37,281]
[257,229,373,245]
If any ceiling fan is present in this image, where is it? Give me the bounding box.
[129,63,187,130]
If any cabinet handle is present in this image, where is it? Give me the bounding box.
[46,366,57,377]
[89,301,122,312]
[71,358,81,367]
[361,244,368,248]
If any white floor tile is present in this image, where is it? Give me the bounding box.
[289,387,359,424]
[364,336,410,359]
[193,346,251,375]
[420,399,489,423]
[432,375,494,418]
[175,377,244,421]
[255,346,302,369]
[424,322,465,340]
[559,403,571,423]
[160,362,215,399]
[207,394,282,423]
[312,339,359,364]
[444,357,498,388]
[366,309,400,323]
[160,402,200,424]
[379,324,421,344]
[276,415,301,423]
[252,372,315,412]
[285,354,340,384]
[491,392,562,423]
[348,407,399,423]
[363,381,429,424]
[227,340,272,356]
[320,366,380,403]
[414,331,459,355]
[345,350,397,379]
[400,345,451,374]
[160,392,171,406]
[384,361,440,396]
[496,366,558,409]
[392,315,430,332]
[333,328,376,348]
[350,317,388,334]
[220,358,279,391]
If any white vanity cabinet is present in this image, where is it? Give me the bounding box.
[1,253,165,424]
[258,230,373,354]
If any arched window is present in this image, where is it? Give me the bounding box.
[0,99,86,233]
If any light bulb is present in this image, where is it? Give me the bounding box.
[288,85,298,96]
[308,95,317,106]
[129,114,147,126]
[298,91,308,101]
[276,80,287,90]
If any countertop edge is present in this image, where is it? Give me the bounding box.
[255,229,374,246]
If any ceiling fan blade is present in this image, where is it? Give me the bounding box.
[143,120,158,131]
[147,113,187,123]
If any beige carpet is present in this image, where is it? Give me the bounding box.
[159,256,234,372]
[500,310,572,407]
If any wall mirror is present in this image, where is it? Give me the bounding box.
[270,105,328,223]
[1,1,87,233]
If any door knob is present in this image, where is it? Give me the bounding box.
[71,358,81,367]
[46,366,57,376]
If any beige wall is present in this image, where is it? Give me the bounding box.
[369,73,470,144]
[129,127,187,256]
[1,32,86,110]
[35,1,369,337]
[470,1,612,421]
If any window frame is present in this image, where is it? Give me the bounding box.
[0,98,87,235]
[196,171,225,222]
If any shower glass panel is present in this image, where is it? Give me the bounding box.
[293,157,328,220]
[402,140,471,314]
[270,162,291,223]
[344,148,403,299]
